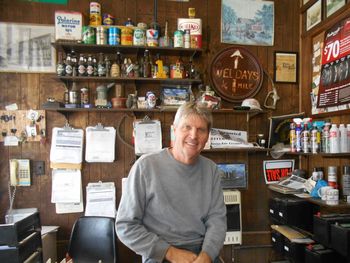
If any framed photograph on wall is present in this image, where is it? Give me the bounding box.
[306,0,322,31]
[326,0,346,17]
[0,22,56,73]
[221,0,274,46]
[274,51,298,83]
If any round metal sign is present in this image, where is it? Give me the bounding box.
[210,46,263,103]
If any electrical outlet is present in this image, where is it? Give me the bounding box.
[33,161,45,176]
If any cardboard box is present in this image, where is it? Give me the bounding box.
[55,11,82,41]
[177,18,202,35]
[41,226,59,263]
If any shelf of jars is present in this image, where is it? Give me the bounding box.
[43,107,264,114]
[52,41,203,57]
[56,76,202,84]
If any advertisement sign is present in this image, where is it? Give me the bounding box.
[317,17,350,108]
[263,159,294,184]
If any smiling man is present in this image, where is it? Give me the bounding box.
[116,102,227,263]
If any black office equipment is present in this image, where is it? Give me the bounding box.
[304,243,346,263]
[68,216,118,263]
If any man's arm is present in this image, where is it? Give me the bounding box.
[116,161,170,262]
[201,166,227,261]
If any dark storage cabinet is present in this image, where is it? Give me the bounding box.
[0,211,42,263]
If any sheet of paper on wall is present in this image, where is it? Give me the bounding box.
[134,119,162,155]
[210,128,252,148]
[55,189,84,214]
[51,169,81,204]
[85,182,116,218]
[50,127,84,165]
[85,126,116,162]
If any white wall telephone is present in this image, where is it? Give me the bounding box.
[9,159,31,186]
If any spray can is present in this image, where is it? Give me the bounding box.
[328,166,338,189]
[342,165,350,202]
[329,124,339,153]
[290,122,296,152]
[301,119,311,153]
[339,124,347,153]
[310,122,320,154]
[322,122,331,153]
[293,118,303,153]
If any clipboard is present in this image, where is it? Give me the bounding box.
[85,123,116,163]
[50,123,84,170]
[133,116,162,156]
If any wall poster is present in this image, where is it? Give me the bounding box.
[0,22,56,73]
[221,0,274,46]
[317,16,350,111]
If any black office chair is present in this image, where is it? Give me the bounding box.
[68,216,118,263]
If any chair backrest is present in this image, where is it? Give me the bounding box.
[68,216,118,263]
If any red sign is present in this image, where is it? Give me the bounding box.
[317,17,350,108]
[263,160,294,184]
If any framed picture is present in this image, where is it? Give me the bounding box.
[274,51,298,83]
[0,22,56,73]
[217,163,247,189]
[160,85,190,107]
[326,0,346,17]
[306,0,322,31]
[221,0,274,46]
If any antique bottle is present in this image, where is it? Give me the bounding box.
[97,53,106,77]
[86,55,94,76]
[78,54,86,76]
[65,52,73,76]
[143,49,151,78]
[56,52,65,76]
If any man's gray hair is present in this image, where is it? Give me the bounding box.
[173,102,213,130]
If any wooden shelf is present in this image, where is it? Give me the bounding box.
[286,152,350,157]
[202,147,269,153]
[52,41,202,57]
[56,76,202,85]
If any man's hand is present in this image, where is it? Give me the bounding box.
[193,251,212,263]
[165,246,198,263]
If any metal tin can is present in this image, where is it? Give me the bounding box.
[82,26,96,44]
[133,28,146,46]
[174,30,184,48]
[184,29,190,48]
[103,13,115,25]
[90,2,101,26]
[96,26,107,45]
[137,22,147,30]
[80,87,89,105]
[121,27,133,46]
[108,27,120,45]
[190,34,202,49]
[146,29,158,47]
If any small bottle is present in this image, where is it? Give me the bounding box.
[339,124,348,153]
[97,53,106,77]
[56,52,65,76]
[184,29,190,49]
[70,50,78,77]
[328,166,338,189]
[93,56,98,76]
[78,54,86,76]
[296,122,302,152]
[105,56,111,77]
[342,165,350,202]
[65,52,73,76]
[86,55,94,76]
[329,124,339,153]
[143,49,151,78]
[64,86,69,104]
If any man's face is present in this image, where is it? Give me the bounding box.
[172,114,209,164]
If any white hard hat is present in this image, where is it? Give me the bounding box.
[241,98,262,111]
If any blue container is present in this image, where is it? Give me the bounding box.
[108,27,121,45]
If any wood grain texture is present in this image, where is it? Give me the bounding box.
[0,1,300,262]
